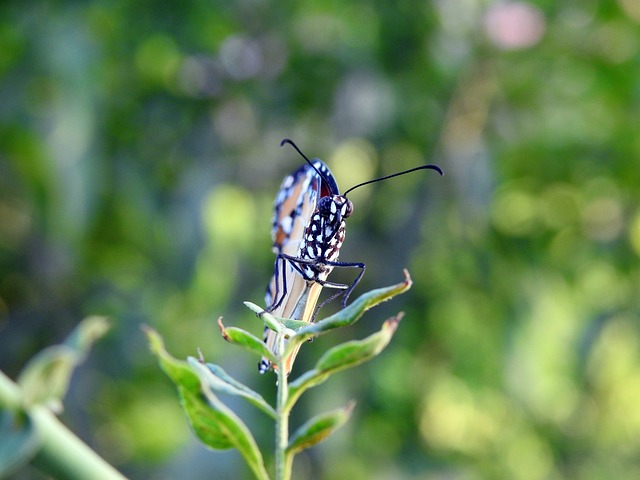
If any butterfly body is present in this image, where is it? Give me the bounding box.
[292,194,352,283]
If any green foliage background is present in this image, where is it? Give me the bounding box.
[2,1,640,478]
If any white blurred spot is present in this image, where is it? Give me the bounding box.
[220,35,262,80]
[178,55,223,97]
[212,98,257,146]
[332,72,395,136]
[259,34,288,79]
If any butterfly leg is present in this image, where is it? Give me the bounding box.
[306,261,365,321]
[278,253,367,317]
[264,254,290,313]
[264,251,322,314]
[278,253,367,308]
[321,259,366,307]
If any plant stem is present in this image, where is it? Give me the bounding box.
[275,339,292,480]
[30,405,128,480]
[0,370,128,480]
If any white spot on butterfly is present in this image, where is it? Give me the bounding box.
[281,216,293,234]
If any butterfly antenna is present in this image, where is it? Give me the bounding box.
[280,138,333,188]
[343,164,444,197]
[280,138,311,162]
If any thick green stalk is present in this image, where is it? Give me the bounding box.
[0,370,127,480]
[30,406,128,480]
[274,337,293,480]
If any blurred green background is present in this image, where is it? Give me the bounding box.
[2,1,640,479]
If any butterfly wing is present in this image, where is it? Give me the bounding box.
[265,162,321,312]
[269,159,337,257]
[260,160,338,374]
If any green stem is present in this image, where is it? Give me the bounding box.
[0,369,22,407]
[0,370,128,480]
[274,338,293,480]
[30,406,128,480]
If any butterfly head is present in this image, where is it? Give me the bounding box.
[318,195,353,224]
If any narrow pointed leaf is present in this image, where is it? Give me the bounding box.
[287,314,403,409]
[302,270,411,334]
[179,383,234,450]
[315,314,402,372]
[286,402,355,454]
[17,316,110,410]
[64,316,111,353]
[280,318,311,330]
[190,362,270,480]
[186,359,276,419]
[0,411,41,477]
[243,301,270,317]
[145,327,270,480]
[283,271,412,360]
[146,327,230,448]
[218,318,276,363]
[244,302,309,332]
[243,303,284,334]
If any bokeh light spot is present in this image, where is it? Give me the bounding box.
[220,34,262,80]
[504,432,553,480]
[484,2,545,50]
[540,184,580,230]
[178,54,223,98]
[593,21,639,64]
[332,72,395,137]
[135,34,181,85]
[619,0,640,22]
[582,196,624,242]
[212,97,258,146]
[328,138,377,201]
[203,184,256,250]
[491,187,538,236]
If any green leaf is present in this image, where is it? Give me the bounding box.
[283,271,412,361]
[145,327,270,480]
[243,301,269,317]
[191,365,270,480]
[64,315,112,353]
[280,318,311,331]
[287,314,403,410]
[0,410,41,477]
[145,327,229,448]
[145,326,200,389]
[286,402,355,454]
[244,302,310,333]
[315,314,402,371]
[187,360,276,419]
[177,383,235,450]
[217,318,277,363]
[243,303,284,335]
[17,316,110,411]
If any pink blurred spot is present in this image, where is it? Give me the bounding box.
[484,2,546,50]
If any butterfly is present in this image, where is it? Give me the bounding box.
[259,139,443,375]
